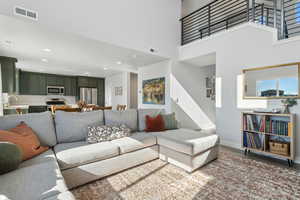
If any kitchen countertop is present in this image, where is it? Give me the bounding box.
[4,104,79,110]
[4,105,30,110]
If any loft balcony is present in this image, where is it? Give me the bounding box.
[180,0,300,45]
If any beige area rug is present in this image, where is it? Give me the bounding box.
[72,147,300,200]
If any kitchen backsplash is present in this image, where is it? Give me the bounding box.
[9,95,76,106]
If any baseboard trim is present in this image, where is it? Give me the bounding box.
[220,140,242,150]
[220,139,300,164]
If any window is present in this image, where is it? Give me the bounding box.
[278,77,298,96]
[296,2,300,23]
[256,79,277,97]
[256,77,298,97]
[259,16,267,25]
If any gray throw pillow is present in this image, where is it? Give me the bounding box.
[0,142,22,175]
[87,125,131,144]
[161,113,178,130]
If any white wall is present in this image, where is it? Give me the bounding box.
[182,0,214,17]
[0,64,3,116]
[138,60,172,112]
[171,62,216,129]
[179,23,300,162]
[0,0,181,58]
[105,72,130,109]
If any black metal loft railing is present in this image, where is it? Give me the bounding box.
[181,0,249,45]
[181,0,299,45]
[283,0,300,38]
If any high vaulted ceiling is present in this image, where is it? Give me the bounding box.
[0,15,166,77]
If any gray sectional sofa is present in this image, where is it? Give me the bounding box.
[0,109,219,200]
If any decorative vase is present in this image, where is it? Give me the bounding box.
[283,105,290,114]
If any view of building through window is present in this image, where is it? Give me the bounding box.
[256,77,298,96]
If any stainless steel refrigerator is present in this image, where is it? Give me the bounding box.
[80,88,98,105]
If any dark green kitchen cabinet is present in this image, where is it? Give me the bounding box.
[0,56,17,93]
[55,75,65,86]
[46,74,66,87]
[20,71,46,95]
[77,77,89,87]
[46,74,58,86]
[64,77,77,96]
[97,78,105,106]
[88,78,98,88]
[77,76,101,88]
[17,71,104,103]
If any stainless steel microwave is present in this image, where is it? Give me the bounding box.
[47,86,65,95]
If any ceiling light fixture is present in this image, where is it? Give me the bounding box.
[116,61,122,65]
[43,48,51,52]
[132,54,137,58]
[103,67,108,70]
[41,58,48,62]
[4,40,12,45]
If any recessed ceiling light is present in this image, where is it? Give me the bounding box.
[103,67,108,70]
[116,61,122,65]
[4,40,12,45]
[84,72,90,75]
[43,48,51,52]
[41,58,48,62]
[132,54,137,58]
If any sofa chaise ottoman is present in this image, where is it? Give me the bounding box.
[152,128,219,172]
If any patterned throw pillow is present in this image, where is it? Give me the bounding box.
[87,125,131,144]
[161,113,178,130]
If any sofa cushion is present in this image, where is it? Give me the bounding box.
[0,149,68,200]
[0,111,57,146]
[54,141,120,170]
[19,148,58,168]
[138,109,164,131]
[110,132,157,154]
[55,110,104,143]
[151,128,219,156]
[104,109,138,131]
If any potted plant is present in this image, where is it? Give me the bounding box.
[281,98,297,114]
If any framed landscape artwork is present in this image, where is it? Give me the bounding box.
[143,77,165,105]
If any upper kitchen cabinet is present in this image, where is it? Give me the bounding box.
[97,78,105,106]
[46,74,59,86]
[17,71,103,101]
[77,76,100,88]
[88,78,98,88]
[20,71,46,95]
[77,76,89,87]
[64,76,77,96]
[0,56,17,94]
[55,75,65,86]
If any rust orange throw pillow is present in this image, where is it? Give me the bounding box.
[0,122,49,161]
[145,114,165,132]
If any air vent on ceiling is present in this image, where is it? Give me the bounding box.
[14,6,38,21]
